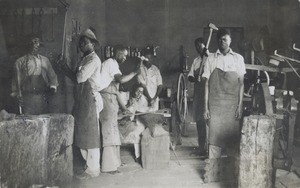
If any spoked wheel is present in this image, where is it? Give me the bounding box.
[176,73,188,124]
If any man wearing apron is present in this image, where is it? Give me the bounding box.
[59,28,103,179]
[188,37,208,156]
[202,28,246,159]
[11,35,58,115]
[100,45,139,174]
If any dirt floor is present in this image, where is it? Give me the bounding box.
[67,122,300,188]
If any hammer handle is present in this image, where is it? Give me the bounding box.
[206,28,213,49]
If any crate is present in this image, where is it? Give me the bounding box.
[141,127,170,170]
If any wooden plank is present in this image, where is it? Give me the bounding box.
[239,115,276,188]
[261,83,274,115]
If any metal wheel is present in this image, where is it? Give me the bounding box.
[176,73,188,123]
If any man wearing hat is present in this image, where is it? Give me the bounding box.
[11,34,58,115]
[58,28,102,179]
[202,28,246,159]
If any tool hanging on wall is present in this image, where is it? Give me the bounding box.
[21,8,25,37]
[72,18,81,36]
[50,9,54,41]
[13,9,19,42]
[38,8,44,41]
[31,8,35,34]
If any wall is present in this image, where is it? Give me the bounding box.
[105,0,272,88]
[0,0,299,113]
[0,0,106,113]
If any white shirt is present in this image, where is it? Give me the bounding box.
[12,54,58,94]
[202,49,246,79]
[188,55,203,78]
[137,63,162,98]
[76,51,102,92]
[99,58,122,92]
[76,51,103,114]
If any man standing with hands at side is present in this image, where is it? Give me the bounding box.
[136,47,163,112]
[188,37,208,157]
[202,28,245,159]
[11,34,58,115]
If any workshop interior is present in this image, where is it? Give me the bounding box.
[0,0,300,187]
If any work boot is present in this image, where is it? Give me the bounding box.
[75,168,100,180]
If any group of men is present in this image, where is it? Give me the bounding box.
[11,25,245,180]
[11,28,163,180]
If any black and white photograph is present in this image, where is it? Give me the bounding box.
[0,0,300,187]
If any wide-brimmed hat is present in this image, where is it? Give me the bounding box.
[79,28,99,44]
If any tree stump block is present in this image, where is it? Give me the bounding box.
[204,157,238,184]
[141,128,170,169]
[239,115,276,188]
[0,114,74,187]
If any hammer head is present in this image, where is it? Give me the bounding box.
[208,23,218,31]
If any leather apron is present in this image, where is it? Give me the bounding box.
[100,89,121,147]
[73,80,100,149]
[22,75,48,115]
[208,68,240,149]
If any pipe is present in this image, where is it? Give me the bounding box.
[293,43,300,52]
[274,50,300,64]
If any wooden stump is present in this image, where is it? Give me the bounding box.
[204,157,238,183]
[239,115,276,188]
[141,128,170,169]
[0,114,74,187]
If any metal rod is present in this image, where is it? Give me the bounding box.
[274,50,300,64]
[293,43,300,52]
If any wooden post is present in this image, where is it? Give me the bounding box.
[239,115,276,188]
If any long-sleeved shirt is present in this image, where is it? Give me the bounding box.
[12,54,58,94]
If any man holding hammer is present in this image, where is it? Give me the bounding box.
[202,28,245,159]
[188,37,208,156]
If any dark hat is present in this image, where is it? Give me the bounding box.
[141,46,154,56]
[79,28,99,44]
[217,28,231,39]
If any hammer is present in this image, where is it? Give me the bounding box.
[206,23,219,49]
[197,23,218,81]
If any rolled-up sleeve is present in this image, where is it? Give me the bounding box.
[156,68,163,86]
[237,55,246,77]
